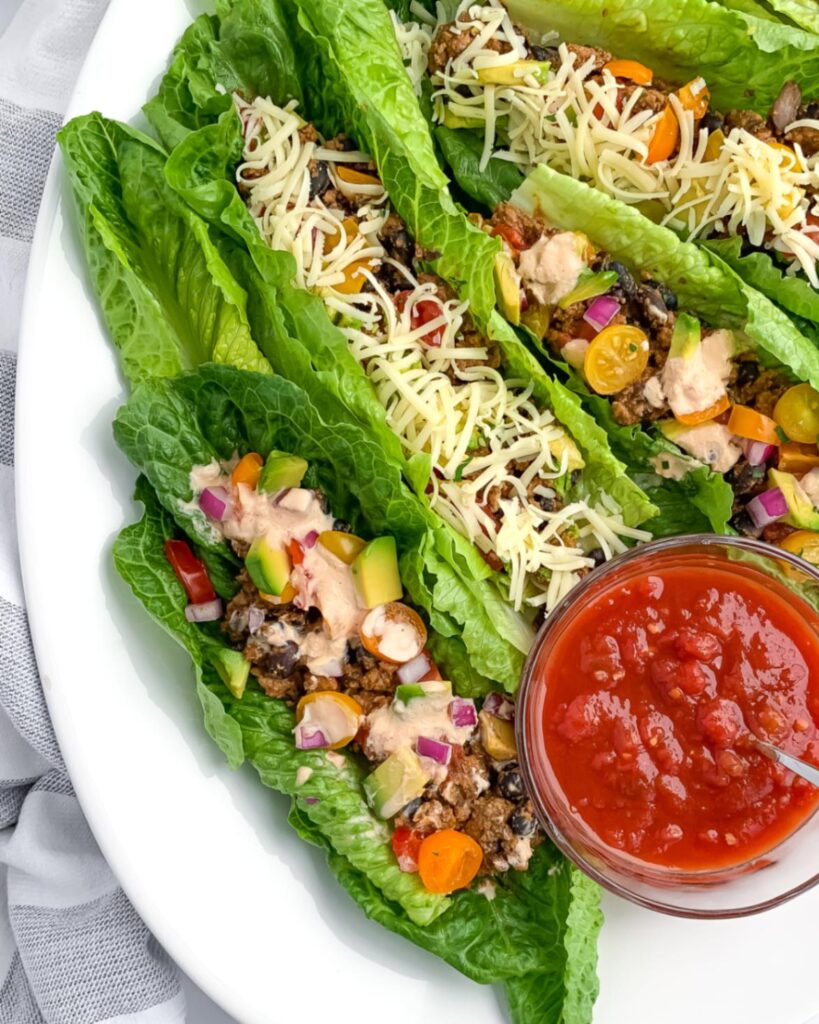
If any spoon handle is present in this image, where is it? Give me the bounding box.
[753,738,819,789]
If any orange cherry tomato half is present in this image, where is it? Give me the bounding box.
[288,538,305,566]
[492,222,528,252]
[603,59,653,85]
[359,602,428,665]
[646,105,679,164]
[774,383,819,445]
[296,691,364,750]
[583,324,650,395]
[335,259,373,295]
[677,77,710,119]
[260,581,297,604]
[336,164,381,187]
[419,650,443,682]
[418,829,484,894]
[164,539,217,605]
[324,215,358,252]
[675,394,731,427]
[768,141,803,173]
[231,452,264,488]
[727,404,781,446]
[777,442,819,477]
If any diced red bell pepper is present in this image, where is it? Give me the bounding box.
[391,827,424,873]
[491,222,527,253]
[164,539,217,605]
[288,538,305,566]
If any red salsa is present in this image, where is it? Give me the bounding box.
[532,560,819,870]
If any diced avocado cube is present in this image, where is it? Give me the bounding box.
[548,435,584,473]
[668,312,701,360]
[245,536,291,595]
[476,60,550,86]
[557,269,619,309]
[351,536,402,608]
[363,747,429,819]
[441,107,484,130]
[479,710,518,762]
[770,469,819,530]
[494,252,521,325]
[258,450,308,494]
[209,648,250,699]
[395,683,426,705]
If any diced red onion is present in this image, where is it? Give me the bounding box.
[449,697,478,728]
[747,487,788,529]
[482,691,516,721]
[295,726,329,750]
[582,295,619,333]
[271,488,291,506]
[314,657,345,678]
[305,797,319,805]
[302,530,319,549]
[198,486,232,521]
[247,607,265,634]
[397,652,431,684]
[184,599,223,623]
[416,736,452,766]
[742,438,776,467]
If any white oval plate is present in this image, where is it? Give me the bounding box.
[15,1,819,1021]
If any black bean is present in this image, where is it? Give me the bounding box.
[807,102,819,121]
[264,641,300,677]
[588,547,606,567]
[700,113,724,135]
[529,44,559,65]
[735,359,760,389]
[535,493,556,512]
[333,518,353,533]
[509,808,539,837]
[638,283,669,324]
[401,796,424,819]
[730,509,762,539]
[309,161,330,201]
[608,260,637,298]
[497,765,526,802]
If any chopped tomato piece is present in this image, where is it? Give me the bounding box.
[410,298,445,347]
[418,829,483,893]
[288,539,304,566]
[727,405,781,446]
[164,539,217,605]
[420,650,443,682]
[675,394,731,427]
[391,827,424,872]
[603,59,653,85]
[231,452,264,488]
[491,222,527,252]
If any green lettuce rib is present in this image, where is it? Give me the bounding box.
[57,113,270,385]
[502,0,819,113]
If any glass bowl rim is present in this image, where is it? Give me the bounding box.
[515,533,819,918]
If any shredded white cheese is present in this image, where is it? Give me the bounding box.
[236,93,649,611]
[417,0,819,285]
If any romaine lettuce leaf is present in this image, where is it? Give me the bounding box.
[57,113,270,385]
[114,478,448,926]
[502,0,819,113]
[513,164,819,389]
[717,0,819,33]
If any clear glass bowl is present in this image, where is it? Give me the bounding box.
[516,535,819,918]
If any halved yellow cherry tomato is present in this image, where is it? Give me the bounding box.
[318,530,367,564]
[418,829,483,894]
[335,259,372,294]
[260,581,297,605]
[768,141,803,173]
[677,77,710,119]
[726,404,781,446]
[774,383,819,444]
[336,164,381,187]
[296,691,363,750]
[231,452,263,488]
[360,602,428,665]
[778,530,819,565]
[646,105,679,164]
[324,215,358,252]
[704,128,725,162]
[777,441,819,477]
[583,324,650,395]
[675,394,731,427]
[602,59,653,85]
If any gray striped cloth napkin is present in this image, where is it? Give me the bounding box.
[0,0,190,1020]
